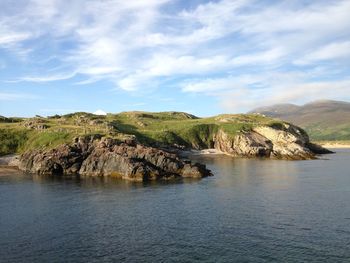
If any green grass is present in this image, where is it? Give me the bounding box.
[303,123,350,141]
[22,131,73,151]
[0,129,29,156]
[0,111,287,155]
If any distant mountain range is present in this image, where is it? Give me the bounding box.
[250,100,350,141]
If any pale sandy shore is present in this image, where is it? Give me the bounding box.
[0,166,21,176]
[0,155,21,176]
[316,141,350,149]
[319,144,350,149]
[189,148,224,155]
[0,154,19,166]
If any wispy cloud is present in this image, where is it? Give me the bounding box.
[295,41,350,65]
[15,72,77,83]
[219,78,350,112]
[0,0,349,111]
[0,33,31,46]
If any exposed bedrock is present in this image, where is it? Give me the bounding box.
[18,136,212,181]
[214,123,332,160]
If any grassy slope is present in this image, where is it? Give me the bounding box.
[250,100,350,141]
[303,124,350,141]
[0,111,283,156]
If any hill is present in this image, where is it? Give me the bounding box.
[0,111,281,156]
[250,100,350,141]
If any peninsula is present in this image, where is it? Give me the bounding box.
[0,111,332,181]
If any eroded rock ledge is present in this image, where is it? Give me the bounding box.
[214,123,332,160]
[18,136,212,181]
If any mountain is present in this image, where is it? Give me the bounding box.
[250,100,350,141]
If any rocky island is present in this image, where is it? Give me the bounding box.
[0,111,332,181]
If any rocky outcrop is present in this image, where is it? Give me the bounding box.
[214,123,332,160]
[18,136,212,181]
[16,122,332,180]
[214,129,273,157]
[22,118,49,130]
[0,154,20,166]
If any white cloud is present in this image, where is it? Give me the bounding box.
[0,0,349,111]
[182,75,253,93]
[93,109,107,116]
[295,41,350,64]
[231,48,285,66]
[0,32,31,46]
[182,71,350,112]
[16,72,77,82]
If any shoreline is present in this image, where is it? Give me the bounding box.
[0,165,21,176]
[0,154,19,166]
[180,148,225,157]
[195,148,224,155]
[320,145,350,149]
[317,144,350,149]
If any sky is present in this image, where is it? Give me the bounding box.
[0,0,350,117]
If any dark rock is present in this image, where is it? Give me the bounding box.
[18,136,212,181]
[306,142,334,154]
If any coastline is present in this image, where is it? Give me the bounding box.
[179,148,225,157]
[0,165,20,176]
[317,142,350,149]
[0,154,19,166]
[194,148,224,155]
[319,144,350,149]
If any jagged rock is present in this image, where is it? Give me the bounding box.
[23,118,49,130]
[137,121,147,127]
[89,119,103,126]
[305,142,333,154]
[214,129,273,157]
[18,136,212,181]
[214,123,332,160]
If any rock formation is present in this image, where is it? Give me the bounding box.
[18,136,212,181]
[22,118,49,130]
[213,123,332,159]
[16,122,333,180]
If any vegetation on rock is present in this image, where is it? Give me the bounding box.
[0,111,284,156]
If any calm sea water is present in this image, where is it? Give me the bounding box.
[1,149,350,262]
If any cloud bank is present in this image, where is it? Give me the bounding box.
[1,0,350,111]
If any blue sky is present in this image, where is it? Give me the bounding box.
[0,0,350,117]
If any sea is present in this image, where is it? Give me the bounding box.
[0,149,349,262]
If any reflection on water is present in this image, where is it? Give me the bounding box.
[0,149,350,262]
[194,155,300,189]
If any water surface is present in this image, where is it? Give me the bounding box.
[1,150,350,262]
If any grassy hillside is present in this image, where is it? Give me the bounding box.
[0,111,283,156]
[250,100,350,141]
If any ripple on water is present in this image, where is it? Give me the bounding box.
[1,150,350,262]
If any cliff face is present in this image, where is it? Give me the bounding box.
[16,122,332,179]
[18,136,212,181]
[214,123,332,160]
